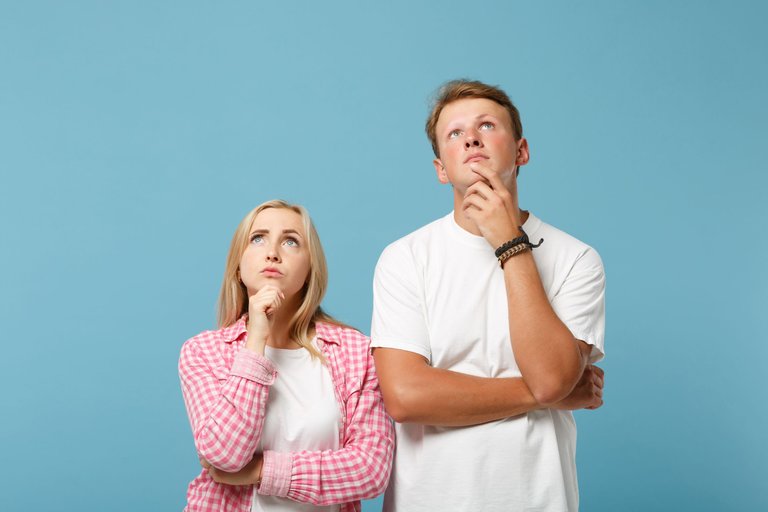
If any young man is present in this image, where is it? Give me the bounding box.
[370,80,606,511]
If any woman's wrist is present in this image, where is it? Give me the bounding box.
[254,456,264,488]
[244,332,267,354]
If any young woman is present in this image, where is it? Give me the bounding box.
[179,200,394,512]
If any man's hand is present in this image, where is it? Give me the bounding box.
[201,453,264,486]
[461,163,522,248]
[551,365,604,410]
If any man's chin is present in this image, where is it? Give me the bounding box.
[466,174,490,187]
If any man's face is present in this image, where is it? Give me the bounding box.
[433,97,528,193]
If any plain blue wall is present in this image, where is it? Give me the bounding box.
[1,1,766,510]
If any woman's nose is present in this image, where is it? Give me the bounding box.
[266,245,280,262]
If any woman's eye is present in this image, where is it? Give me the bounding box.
[284,238,299,247]
[250,234,264,244]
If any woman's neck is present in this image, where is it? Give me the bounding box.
[266,295,304,349]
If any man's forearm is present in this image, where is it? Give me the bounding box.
[373,348,539,427]
[503,251,587,404]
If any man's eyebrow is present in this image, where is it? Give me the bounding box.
[443,113,499,132]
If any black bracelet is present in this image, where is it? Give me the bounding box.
[494,227,544,257]
[494,228,529,258]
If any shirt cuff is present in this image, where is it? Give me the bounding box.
[257,451,293,498]
[230,349,277,385]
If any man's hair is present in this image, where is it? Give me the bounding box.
[425,79,523,157]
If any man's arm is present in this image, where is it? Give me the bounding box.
[500,252,595,404]
[370,214,603,427]
[463,165,604,405]
[373,347,603,427]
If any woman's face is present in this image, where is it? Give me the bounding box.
[239,208,311,300]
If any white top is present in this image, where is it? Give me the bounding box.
[370,211,605,512]
[252,341,341,512]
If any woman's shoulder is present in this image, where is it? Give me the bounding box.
[315,321,371,354]
[181,319,246,357]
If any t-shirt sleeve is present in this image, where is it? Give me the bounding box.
[550,247,606,364]
[370,241,432,361]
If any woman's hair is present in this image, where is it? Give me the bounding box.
[217,199,344,359]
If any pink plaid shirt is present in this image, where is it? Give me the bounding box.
[179,317,394,512]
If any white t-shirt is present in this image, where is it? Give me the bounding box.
[370,211,605,512]
[252,341,341,512]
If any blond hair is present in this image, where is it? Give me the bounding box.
[425,79,523,157]
[217,199,344,360]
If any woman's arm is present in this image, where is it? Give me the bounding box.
[179,337,275,472]
[205,346,395,505]
[262,371,394,504]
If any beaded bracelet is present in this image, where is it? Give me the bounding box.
[494,231,530,258]
[498,243,530,268]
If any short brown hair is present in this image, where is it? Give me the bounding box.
[425,79,523,157]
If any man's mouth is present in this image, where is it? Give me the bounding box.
[464,153,488,163]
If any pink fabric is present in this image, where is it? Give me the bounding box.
[179,317,394,512]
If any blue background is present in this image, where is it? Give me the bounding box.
[1,1,766,510]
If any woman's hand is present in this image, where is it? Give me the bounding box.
[201,454,264,486]
[245,285,284,353]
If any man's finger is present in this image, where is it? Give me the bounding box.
[465,180,494,201]
[469,163,511,191]
[461,193,487,212]
[469,165,516,216]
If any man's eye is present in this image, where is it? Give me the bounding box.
[479,121,494,130]
[448,129,461,139]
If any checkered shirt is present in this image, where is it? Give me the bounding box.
[179,317,394,512]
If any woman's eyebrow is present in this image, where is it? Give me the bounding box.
[282,229,303,239]
[250,228,303,238]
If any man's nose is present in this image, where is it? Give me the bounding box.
[465,136,482,149]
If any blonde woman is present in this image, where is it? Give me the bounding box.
[179,200,394,512]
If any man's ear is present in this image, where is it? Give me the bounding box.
[434,158,450,184]
[516,137,530,167]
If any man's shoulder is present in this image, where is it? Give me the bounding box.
[377,213,450,264]
[530,213,603,270]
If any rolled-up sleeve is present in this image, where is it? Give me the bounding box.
[179,337,277,472]
[257,334,395,505]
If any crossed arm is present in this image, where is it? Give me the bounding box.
[373,343,602,427]
[181,335,394,501]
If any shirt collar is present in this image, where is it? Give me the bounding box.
[222,315,341,346]
[221,316,248,343]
